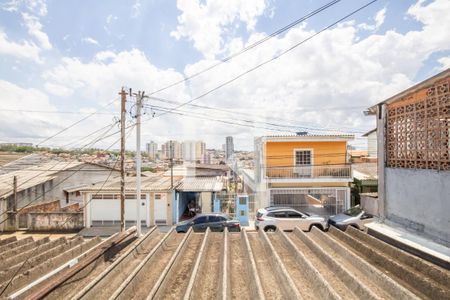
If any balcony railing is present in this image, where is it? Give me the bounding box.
[265,164,352,179]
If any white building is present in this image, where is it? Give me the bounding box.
[362,129,377,158]
[225,136,234,160]
[161,141,182,160]
[182,141,205,162]
[146,141,158,160]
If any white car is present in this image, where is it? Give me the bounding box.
[255,207,328,232]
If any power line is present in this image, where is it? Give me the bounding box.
[149,105,367,135]
[143,0,378,125]
[0,124,135,222]
[0,109,117,115]
[36,98,118,147]
[146,0,342,96]
[144,99,366,133]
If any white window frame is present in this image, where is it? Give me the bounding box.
[293,148,313,177]
[293,148,314,166]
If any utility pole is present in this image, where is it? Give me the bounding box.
[135,91,143,237]
[119,88,127,232]
[170,140,174,189]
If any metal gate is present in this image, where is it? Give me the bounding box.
[270,188,349,216]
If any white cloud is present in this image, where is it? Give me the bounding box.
[0,0,50,62]
[171,0,267,59]
[106,14,117,24]
[0,80,61,141]
[0,30,41,62]
[374,7,386,29]
[82,37,100,46]
[2,0,47,16]
[3,0,450,150]
[437,57,450,71]
[131,0,141,18]
[358,7,386,31]
[22,12,51,49]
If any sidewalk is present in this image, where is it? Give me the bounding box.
[365,222,450,269]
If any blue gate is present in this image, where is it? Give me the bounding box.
[235,194,249,226]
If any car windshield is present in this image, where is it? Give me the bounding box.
[344,206,362,217]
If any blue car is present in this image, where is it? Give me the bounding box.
[175,213,241,233]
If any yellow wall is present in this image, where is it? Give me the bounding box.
[265,141,347,167]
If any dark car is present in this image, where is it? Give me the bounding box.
[175,213,241,233]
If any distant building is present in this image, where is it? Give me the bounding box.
[162,141,182,160]
[362,129,377,158]
[146,141,158,160]
[182,141,205,162]
[225,136,234,160]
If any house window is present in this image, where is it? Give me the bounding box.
[295,150,312,166]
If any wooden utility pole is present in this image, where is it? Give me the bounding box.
[119,88,127,232]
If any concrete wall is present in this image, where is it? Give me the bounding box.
[385,168,450,246]
[360,195,378,216]
[28,212,83,231]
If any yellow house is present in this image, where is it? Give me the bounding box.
[244,133,354,216]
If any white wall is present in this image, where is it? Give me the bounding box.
[367,131,377,158]
[385,168,450,246]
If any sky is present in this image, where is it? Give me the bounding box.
[0,0,449,151]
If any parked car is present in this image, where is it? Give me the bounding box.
[255,207,328,232]
[175,213,241,233]
[328,205,374,230]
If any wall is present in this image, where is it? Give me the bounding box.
[54,165,120,207]
[18,199,60,213]
[28,212,83,231]
[385,168,450,246]
[265,141,347,169]
[360,194,378,216]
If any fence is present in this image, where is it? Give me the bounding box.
[270,188,349,216]
[265,164,352,179]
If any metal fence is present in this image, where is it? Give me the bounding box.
[216,192,256,220]
[270,188,349,217]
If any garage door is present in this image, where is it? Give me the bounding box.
[154,193,167,224]
[91,198,147,226]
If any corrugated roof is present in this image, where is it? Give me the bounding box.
[352,163,378,180]
[78,175,183,192]
[177,177,225,192]
[0,161,85,199]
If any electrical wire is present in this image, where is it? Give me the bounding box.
[143,0,378,122]
[147,96,367,132]
[0,126,136,298]
[146,0,342,96]
[0,124,135,222]
[35,98,119,147]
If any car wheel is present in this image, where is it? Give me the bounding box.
[264,226,276,232]
[309,224,324,232]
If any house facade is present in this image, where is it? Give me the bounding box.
[247,134,353,216]
[368,68,450,246]
[0,159,120,231]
